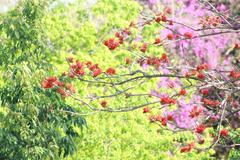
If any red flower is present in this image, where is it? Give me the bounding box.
[168,20,173,25]
[229,70,240,79]
[104,38,120,50]
[155,16,161,23]
[93,68,102,77]
[154,37,161,44]
[180,142,195,153]
[100,100,107,108]
[140,43,148,53]
[41,76,58,89]
[160,96,176,105]
[161,117,167,126]
[200,89,209,96]
[197,73,205,80]
[167,33,174,40]
[68,72,75,78]
[179,89,187,96]
[189,106,203,118]
[115,32,121,38]
[180,146,191,153]
[143,107,150,113]
[184,32,193,39]
[89,64,99,71]
[161,14,167,22]
[164,7,172,14]
[167,114,174,121]
[75,68,85,76]
[160,53,169,63]
[41,81,54,89]
[234,43,240,49]
[202,98,220,107]
[106,67,116,75]
[220,129,229,137]
[196,63,209,71]
[195,124,206,134]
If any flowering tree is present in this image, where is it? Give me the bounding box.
[42,0,240,159]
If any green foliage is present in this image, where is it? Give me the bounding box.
[0,1,86,159]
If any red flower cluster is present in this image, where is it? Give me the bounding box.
[137,54,169,68]
[69,60,85,76]
[104,38,120,50]
[220,129,229,137]
[143,107,151,113]
[149,115,168,126]
[229,70,240,79]
[155,14,167,23]
[106,67,116,75]
[41,76,76,97]
[200,89,209,96]
[140,42,148,53]
[202,98,221,107]
[87,63,102,77]
[184,32,193,39]
[160,96,176,105]
[197,73,206,80]
[115,32,124,44]
[180,142,195,153]
[41,76,58,89]
[154,37,161,44]
[167,33,174,40]
[234,43,240,49]
[196,63,209,71]
[100,100,108,108]
[189,106,203,118]
[179,88,187,96]
[195,124,206,134]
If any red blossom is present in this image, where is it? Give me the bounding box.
[154,37,161,44]
[234,43,240,49]
[180,142,195,153]
[143,107,150,113]
[106,67,116,75]
[41,76,58,89]
[195,124,206,134]
[189,106,203,118]
[160,96,176,105]
[184,32,193,39]
[104,38,120,50]
[93,68,102,77]
[100,100,108,108]
[179,89,187,96]
[167,33,174,40]
[164,7,172,14]
[140,43,148,53]
[200,89,209,96]
[202,98,220,107]
[197,73,206,80]
[220,129,229,137]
